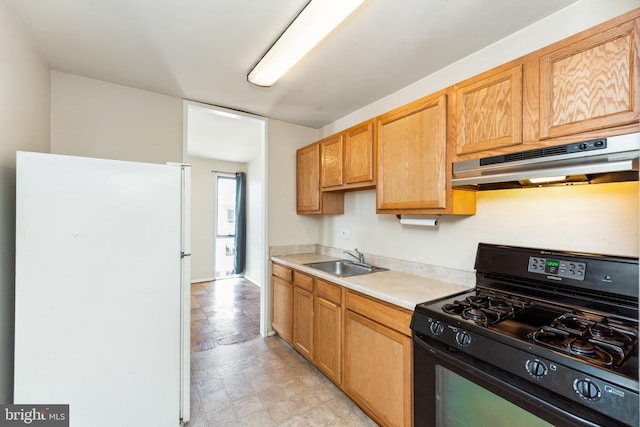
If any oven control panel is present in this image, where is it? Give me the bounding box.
[527,256,586,281]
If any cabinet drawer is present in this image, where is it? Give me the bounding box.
[315,279,342,305]
[345,290,412,336]
[293,271,314,292]
[272,263,292,282]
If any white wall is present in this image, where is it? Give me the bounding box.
[188,156,247,282]
[0,0,50,403]
[267,119,320,246]
[51,72,182,163]
[318,0,640,272]
[245,156,263,285]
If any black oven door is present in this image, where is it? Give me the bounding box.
[413,334,631,427]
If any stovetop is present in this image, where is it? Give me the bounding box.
[411,243,639,386]
[415,287,639,382]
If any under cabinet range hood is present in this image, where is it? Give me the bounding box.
[452,132,639,190]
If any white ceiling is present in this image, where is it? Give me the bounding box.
[7,0,579,161]
[186,103,264,162]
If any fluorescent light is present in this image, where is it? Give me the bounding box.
[528,176,567,184]
[247,0,366,87]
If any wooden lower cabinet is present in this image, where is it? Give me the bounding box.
[293,286,314,360]
[271,265,293,343]
[271,263,412,426]
[314,295,341,384]
[344,310,413,427]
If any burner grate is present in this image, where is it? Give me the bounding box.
[527,314,638,367]
[440,292,529,327]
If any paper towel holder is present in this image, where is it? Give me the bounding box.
[396,215,439,227]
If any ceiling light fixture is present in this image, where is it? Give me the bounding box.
[247,0,367,87]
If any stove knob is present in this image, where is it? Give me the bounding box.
[455,331,471,346]
[574,379,601,400]
[525,359,547,378]
[429,321,444,335]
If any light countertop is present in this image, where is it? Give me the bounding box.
[271,253,473,311]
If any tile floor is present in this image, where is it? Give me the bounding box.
[191,278,262,352]
[187,277,378,426]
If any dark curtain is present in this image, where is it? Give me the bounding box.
[233,172,246,275]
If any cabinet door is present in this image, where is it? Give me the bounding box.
[321,134,344,188]
[296,143,344,215]
[377,93,447,211]
[453,64,523,155]
[344,310,412,427]
[314,296,341,385]
[539,18,639,139]
[344,121,375,186]
[271,276,293,343]
[293,286,314,360]
[296,143,321,213]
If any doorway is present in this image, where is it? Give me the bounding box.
[183,100,269,339]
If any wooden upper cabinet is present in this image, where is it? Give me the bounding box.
[318,120,376,191]
[539,15,640,139]
[320,134,344,189]
[296,143,344,215]
[297,143,320,213]
[453,63,524,155]
[344,121,375,187]
[376,92,448,211]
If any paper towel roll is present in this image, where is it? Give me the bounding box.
[398,218,438,227]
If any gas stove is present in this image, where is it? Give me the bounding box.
[411,243,639,426]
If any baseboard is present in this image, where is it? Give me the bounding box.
[191,277,214,284]
[243,274,261,288]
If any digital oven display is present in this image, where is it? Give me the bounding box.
[544,260,559,274]
[527,256,586,281]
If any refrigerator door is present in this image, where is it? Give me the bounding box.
[179,164,191,423]
[15,152,187,427]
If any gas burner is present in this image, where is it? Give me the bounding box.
[440,292,526,327]
[528,327,616,366]
[528,316,640,367]
[570,338,596,355]
[463,308,486,321]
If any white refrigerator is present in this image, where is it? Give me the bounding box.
[14,151,191,426]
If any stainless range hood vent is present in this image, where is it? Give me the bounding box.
[452,132,639,190]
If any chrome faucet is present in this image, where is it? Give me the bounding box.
[343,248,365,264]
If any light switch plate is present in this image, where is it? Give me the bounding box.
[341,227,350,239]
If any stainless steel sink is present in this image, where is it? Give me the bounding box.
[304,260,387,277]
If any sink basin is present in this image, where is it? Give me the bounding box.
[304,260,387,277]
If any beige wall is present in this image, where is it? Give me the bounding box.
[51,72,183,164]
[318,0,640,271]
[188,155,247,282]
[321,183,639,271]
[0,0,51,403]
[267,119,320,247]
